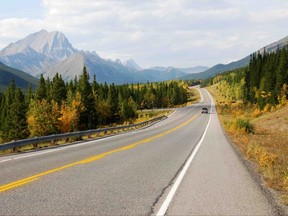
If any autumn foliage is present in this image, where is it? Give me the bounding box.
[0,67,188,143]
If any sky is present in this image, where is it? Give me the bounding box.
[0,0,288,68]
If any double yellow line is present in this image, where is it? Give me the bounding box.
[0,112,200,193]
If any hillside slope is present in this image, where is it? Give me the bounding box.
[0,62,38,91]
[181,35,288,80]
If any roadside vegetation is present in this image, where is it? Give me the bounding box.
[203,47,288,204]
[0,67,190,146]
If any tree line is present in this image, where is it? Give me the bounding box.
[0,67,188,144]
[202,47,288,109]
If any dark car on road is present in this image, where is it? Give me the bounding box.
[202,107,208,114]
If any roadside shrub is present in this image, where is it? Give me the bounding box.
[263,103,271,113]
[247,144,277,168]
[252,107,262,118]
[235,118,254,134]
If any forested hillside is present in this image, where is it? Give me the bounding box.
[203,47,288,109]
[0,67,188,144]
[0,62,38,91]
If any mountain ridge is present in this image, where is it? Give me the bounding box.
[0,29,76,77]
[0,61,38,91]
[0,30,193,84]
[181,35,288,80]
[2,30,287,84]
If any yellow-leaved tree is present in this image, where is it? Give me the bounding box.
[27,99,60,137]
[58,92,84,133]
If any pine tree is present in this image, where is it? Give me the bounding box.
[51,73,67,104]
[36,74,47,100]
[6,88,28,140]
[0,81,28,142]
[107,83,119,122]
[275,49,288,97]
[78,66,97,129]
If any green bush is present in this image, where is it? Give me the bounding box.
[236,118,254,134]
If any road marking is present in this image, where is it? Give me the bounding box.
[0,107,194,164]
[0,112,200,193]
[156,89,212,216]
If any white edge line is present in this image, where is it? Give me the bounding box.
[156,88,212,216]
[0,128,141,164]
[0,90,208,164]
[0,105,193,163]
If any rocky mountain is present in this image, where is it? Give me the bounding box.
[136,67,187,82]
[46,52,139,84]
[0,30,75,77]
[150,66,208,74]
[123,59,142,71]
[177,66,209,74]
[0,61,38,91]
[259,35,288,54]
[0,30,191,84]
[181,56,250,80]
[181,35,288,80]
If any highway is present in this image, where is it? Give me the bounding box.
[0,88,283,215]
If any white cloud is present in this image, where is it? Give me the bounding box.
[0,0,288,68]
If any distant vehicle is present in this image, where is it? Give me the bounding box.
[202,107,208,114]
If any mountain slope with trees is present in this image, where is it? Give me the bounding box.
[202,47,288,109]
[0,62,38,91]
[181,35,288,81]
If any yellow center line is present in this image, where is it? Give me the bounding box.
[0,112,200,193]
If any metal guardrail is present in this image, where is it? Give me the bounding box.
[0,116,167,152]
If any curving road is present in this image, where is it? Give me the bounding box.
[0,88,282,215]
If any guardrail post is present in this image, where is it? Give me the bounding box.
[50,134,56,145]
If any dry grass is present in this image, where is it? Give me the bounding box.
[133,109,173,124]
[186,87,201,105]
[207,85,288,205]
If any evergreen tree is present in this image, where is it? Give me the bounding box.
[78,66,97,129]
[36,74,47,100]
[51,73,67,104]
[275,49,288,97]
[107,83,119,122]
[6,88,28,140]
[0,81,28,142]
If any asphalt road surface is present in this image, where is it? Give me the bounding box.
[0,88,284,215]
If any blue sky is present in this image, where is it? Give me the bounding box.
[0,0,288,68]
[0,0,44,19]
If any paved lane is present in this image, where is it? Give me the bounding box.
[0,88,283,215]
[163,89,283,216]
[0,89,208,215]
